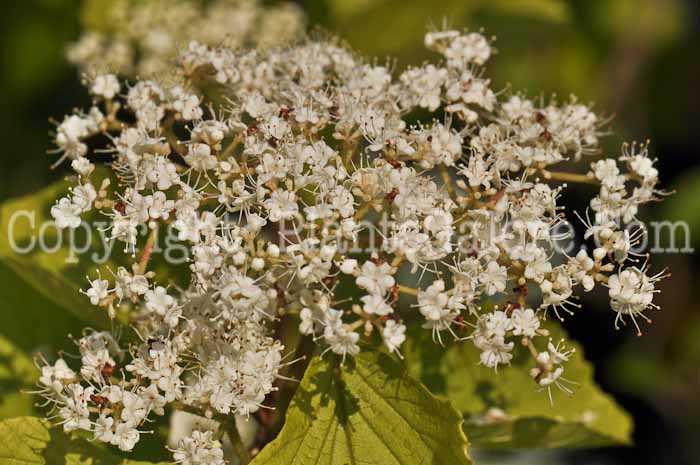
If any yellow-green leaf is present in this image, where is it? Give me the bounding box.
[0,176,110,329]
[0,173,190,331]
[252,350,471,465]
[0,416,170,465]
[404,323,633,449]
[0,337,36,420]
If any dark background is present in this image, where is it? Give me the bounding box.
[0,1,698,464]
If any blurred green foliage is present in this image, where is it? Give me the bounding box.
[0,0,83,201]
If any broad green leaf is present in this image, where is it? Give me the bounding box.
[0,177,189,456]
[0,259,87,356]
[404,323,632,449]
[0,172,190,331]
[0,175,110,329]
[252,350,471,465]
[0,416,170,465]
[0,336,36,419]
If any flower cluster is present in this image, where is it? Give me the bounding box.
[41,28,666,458]
[67,0,305,78]
[172,430,226,465]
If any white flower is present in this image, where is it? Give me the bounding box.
[71,157,95,176]
[424,30,460,50]
[480,261,507,296]
[322,309,360,360]
[144,286,176,316]
[264,189,298,222]
[145,157,179,191]
[121,390,147,424]
[538,366,565,388]
[84,276,110,305]
[145,191,174,221]
[261,115,291,140]
[400,64,447,111]
[383,320,406,354]
[51,197,82,229]
[139,383,167,416]
[59,384,93,432]
[591,159,624,188]
[443,32,492,67]
[71,183,97,212]
[172,89,203,120]
[511,308,540,338]
[324,325,360,360]
[475,335,514,370]
[91,74,120,99]
[111,213,139,246]
[94,415,115,443]
[172,430,225,465]
[185,143,218,171]
[420,123,462,168]
[608,267,661,334]
[483,311,513,337]
[418,280,449,322]
[360,294,393,316]
[192,244,223,276]
[112,421,140,451]
[546,340,575,365]
[356,261,395,296]
[55,115,90,158]
[339,258,358,274]
[299,307,316,335]
[39,359,76,392]
[423,208,453,236]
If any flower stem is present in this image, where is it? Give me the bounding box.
[223,417,252,465]
[138,229,157,274]
[353,203,371,222]
[396,284,419,296]
[440,165,457,201]
[542,170,597,185]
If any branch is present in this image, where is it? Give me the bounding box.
[223,417,252,465]
[396,285,419,297]
[542,170,597,185]
[440,165,458,201]
[137,229,157,275]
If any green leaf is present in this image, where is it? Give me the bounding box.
[252,350,471,465]
[0,172,191,331]
[403,323,632,449]
[0,259,87,356]
[0,336,36,420]
[0,416,170,465]
[0,176,110,329]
